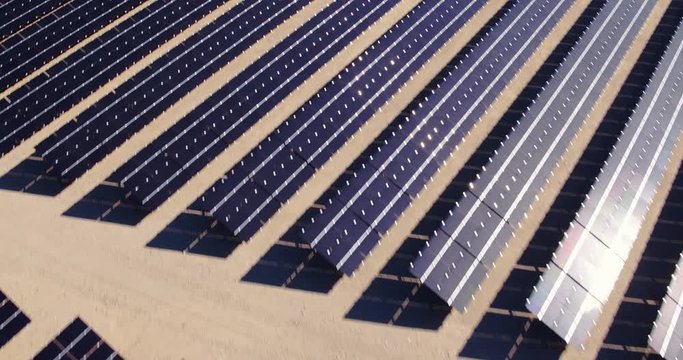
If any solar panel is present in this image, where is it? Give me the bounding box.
[114,0,403,209]
[0,0,227,156]
[0,0,65,42]
[33,317,122,360]
[410,0,660,311]
[0,0,142,92]
[0,290,30,348]
[527,16,683,347]
[650,276,683,360]
[36,0,311,180]
[300,0,578,276]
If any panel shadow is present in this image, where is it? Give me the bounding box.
[241,208,342,293]
[0,157,68,196]
[344,235,451,330]
[147,210,242,258]
[63,179,150,226]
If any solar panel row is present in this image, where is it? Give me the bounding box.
[0,0,228,156]
[526,16,683,348]
[0,0,144,92]
[599,168,683,357]
[183,0,489,240]
[410,0,659,311]
[545,3,683,356]
[113,0,405,208]
[302,0,576,277]
[0,290,30,349]
[0,0,66,41]
[651,265,683,360]
[651,194,683,359]
[33,317,122,360]
[36,0,311,179]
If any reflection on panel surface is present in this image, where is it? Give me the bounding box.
[527,16,683,348]
[414,0,658,311]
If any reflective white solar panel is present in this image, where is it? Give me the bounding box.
[650,255,683,360]
[527,16,683,348]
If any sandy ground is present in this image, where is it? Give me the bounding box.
[0,0,679,358]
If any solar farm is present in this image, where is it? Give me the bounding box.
[0,0,681,358]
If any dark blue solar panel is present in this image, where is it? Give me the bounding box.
[0,0,142,91]
[37,0,310,180]
[0,290,30,348]
[115,0,402,210]
[348,176,408,235]
[0,0,227,156]
[177,0,490,242]
[311,210,381,274]
[34,317,123,360]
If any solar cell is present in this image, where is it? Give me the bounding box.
[0,0,227,156]
[301,0,578,276]
[527,15,683,347]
